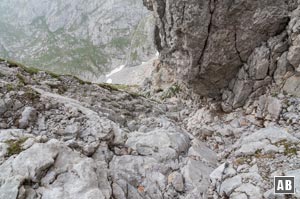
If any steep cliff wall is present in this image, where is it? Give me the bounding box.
[144,0,298,99]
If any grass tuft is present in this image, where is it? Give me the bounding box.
[161,83,181,100]
[6,84,15,92]
[5,138,28,157]
[275,140,298,156]
[97,83,138,91]
[23,88,41,101]
[16,73,27,85]
[23,67,40,75]
[73,76,92,85]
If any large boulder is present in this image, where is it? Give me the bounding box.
[283,75,300,97]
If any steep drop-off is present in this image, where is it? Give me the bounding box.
[0,0,156,80]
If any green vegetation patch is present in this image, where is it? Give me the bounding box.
[6,84,15,92]
[131,51,138,62]
[129,92,142,98]
[2,58,40,75]
[2,58,34,72]
[275,140,298,156]
[97,83,142,98]
[16,73,27,85]
[98,83,127,91]
[5,138,28,157]
[24,67,40,75]
[97,83,138,92]
[47,71,61,79]
[23,88,41,101]
[1,57,64,81]
[47,83,67,94]
[234,157,250,166]
[254,152,276,159]
[109,37,130,49]
[283,142,298,156]
[72,76,92,85]
[161,83,181,100]
[0,71,4,78]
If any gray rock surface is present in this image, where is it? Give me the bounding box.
[18,107,37,129]
[0,61,219,198]
[2,1,300,198]
[220,4,300,111]
[145,0,291,97]
[286,169,300,197]
[168,171,184,192]
[283,75,300,97]
[144,0,300,116]
[219,175,242,196]
[1,51,300,199]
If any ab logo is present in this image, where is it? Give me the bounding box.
[274,176,295,194]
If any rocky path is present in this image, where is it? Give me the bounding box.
[1,60,300,199]
[0,61,215,199]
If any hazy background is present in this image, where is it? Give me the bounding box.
[0,0,156,81]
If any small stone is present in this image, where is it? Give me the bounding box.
[168,172,184,192]
[283,75,300,97]
[274,52,290,84]
[248,45,270,80]
[13,100,23,111]
[0,99,7,115]
[235,183,262,199]
[22,138,36,150]
[266,97,282,121]
[219,175,242,195]
[287,37,300,68]
[63,123,80,138]
[230,192,248,199]
[182,159,214,194]
[137,185,145,193]
[82,142,99,156]
[127,120,138,131]
[37,116,47,131]
[18,107,37,129]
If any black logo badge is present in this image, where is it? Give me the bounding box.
[274,176,295,194]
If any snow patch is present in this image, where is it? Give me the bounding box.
[106,65,125,78]
[106,78,113,84]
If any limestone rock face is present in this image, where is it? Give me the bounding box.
[145,0,293,97]
[221,4,300,110]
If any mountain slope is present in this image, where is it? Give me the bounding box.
[1,55,300,198]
